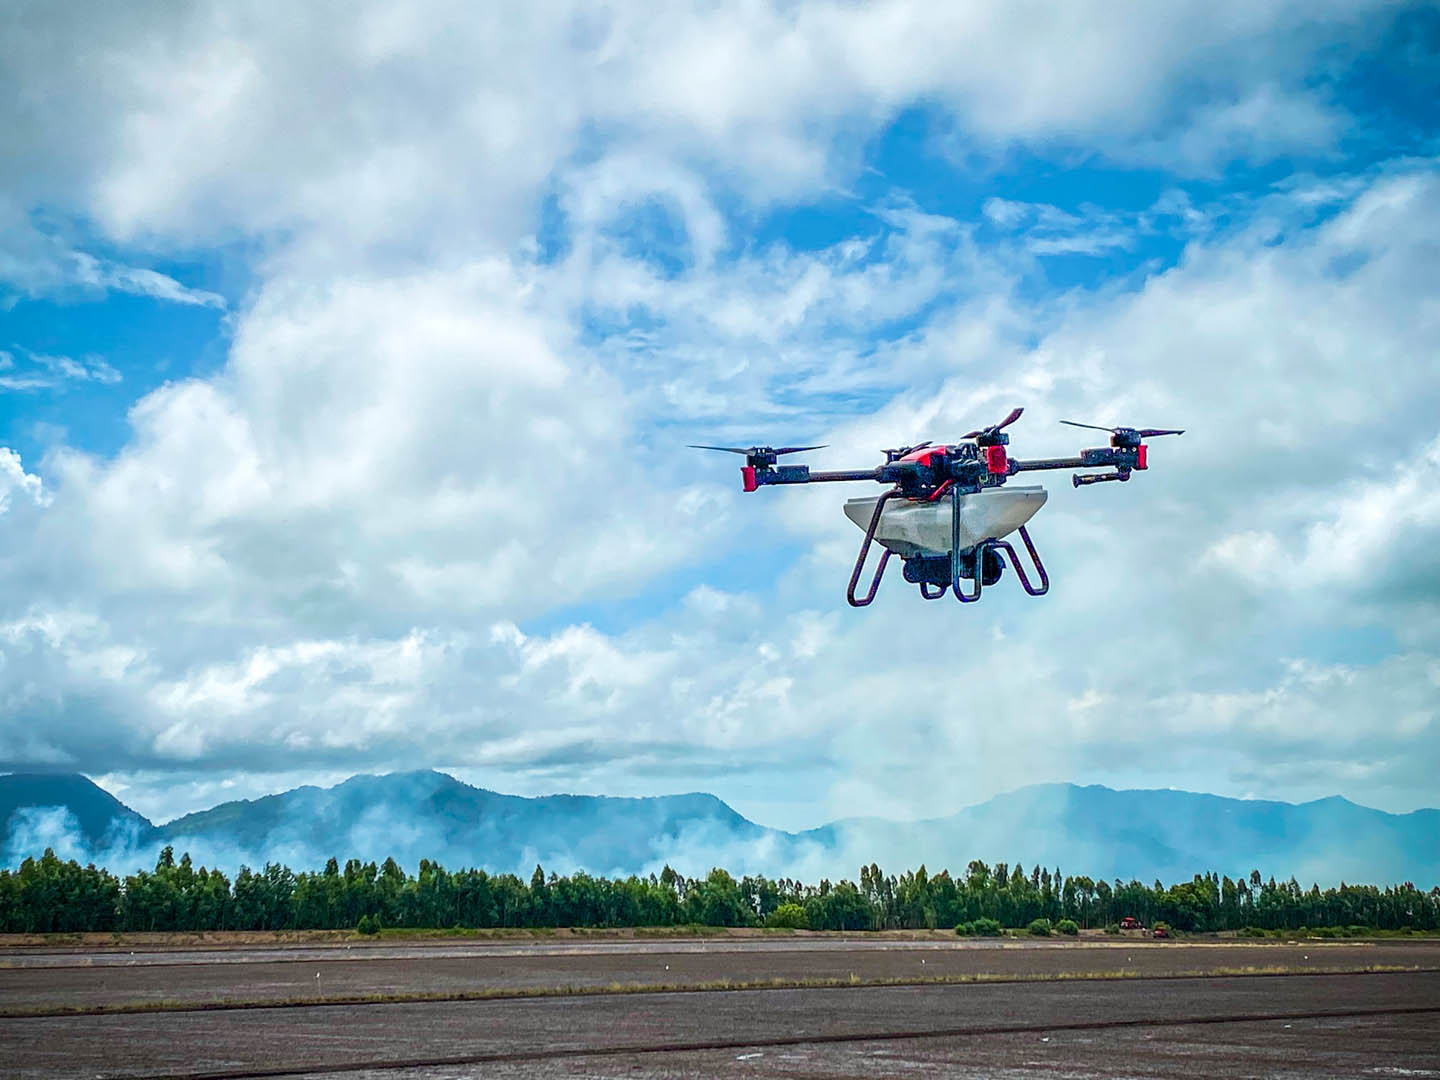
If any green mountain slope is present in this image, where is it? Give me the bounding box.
[0,773,156,859]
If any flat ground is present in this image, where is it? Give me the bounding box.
[3,936,1438,1010]
[3,937,1437,1078]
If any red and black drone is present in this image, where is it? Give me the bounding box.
[693,408,1181,607]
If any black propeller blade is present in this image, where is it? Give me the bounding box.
[1060,420,1185,438]
[882,440,931,462]
[962,406,1024,440]
[688,444,827,455]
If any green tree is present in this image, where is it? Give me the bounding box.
[765,902,809,929]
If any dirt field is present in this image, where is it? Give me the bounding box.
[2,936,1437,1012]
[3,938,1438,1078]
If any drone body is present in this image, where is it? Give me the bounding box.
[693,409,1181,606]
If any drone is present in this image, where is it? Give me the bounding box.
[692,408,1181,607]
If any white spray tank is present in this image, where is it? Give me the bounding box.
[842,485,1048,558]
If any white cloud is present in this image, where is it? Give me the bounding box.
[0,2,1435,831]
[0,199,224,307]
[0,448,49,513]
[0,349,123,390]
[30,260,740,624]
[1129,84,1348,175]
[90,262,225,308]
[5,164,1439,822]
[0,0,1402,259]
[35,353,122,385]
[981,198,1135,257]
[1205,433,1440,606]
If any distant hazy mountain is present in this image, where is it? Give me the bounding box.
[1,770,1436,886]
[158,770,777,876]
[0,773,157,861]
[808,783,1440,886]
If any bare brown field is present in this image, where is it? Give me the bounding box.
[3,935,1437,1014]
[4,970,1438,1079]
[4,938,1438,1078]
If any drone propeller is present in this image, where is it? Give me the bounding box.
[688,444,827,456]
[882,440,931,462]
[1060,420,1184,438]
[961,407,1024,441]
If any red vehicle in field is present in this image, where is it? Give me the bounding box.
[1120,916,1142,930]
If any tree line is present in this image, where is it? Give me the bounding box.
[3,846,1437,935]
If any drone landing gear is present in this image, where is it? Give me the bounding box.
[993,526,1050,597]
[846,490,901,607]
[949,526,1050,603]
[946,479,1049,602]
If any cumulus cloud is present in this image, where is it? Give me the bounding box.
[0,1,1435,832]
[1205,434,1440,597]
[5,164,1439,821]
[31,262,734,627]
[0,0,1405,254]
[0,448,49,513]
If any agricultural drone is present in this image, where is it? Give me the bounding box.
[692,409,1181,606]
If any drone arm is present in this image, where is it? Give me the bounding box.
[1010,446,1137,473]
[745,465,894,490]
[806,468,890,483]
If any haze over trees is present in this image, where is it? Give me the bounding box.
[3,847,1436,936]
[4,772,1438,888]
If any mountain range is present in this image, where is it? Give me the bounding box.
[3,770,1436,886]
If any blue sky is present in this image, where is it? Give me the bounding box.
[0,1,1437,828]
